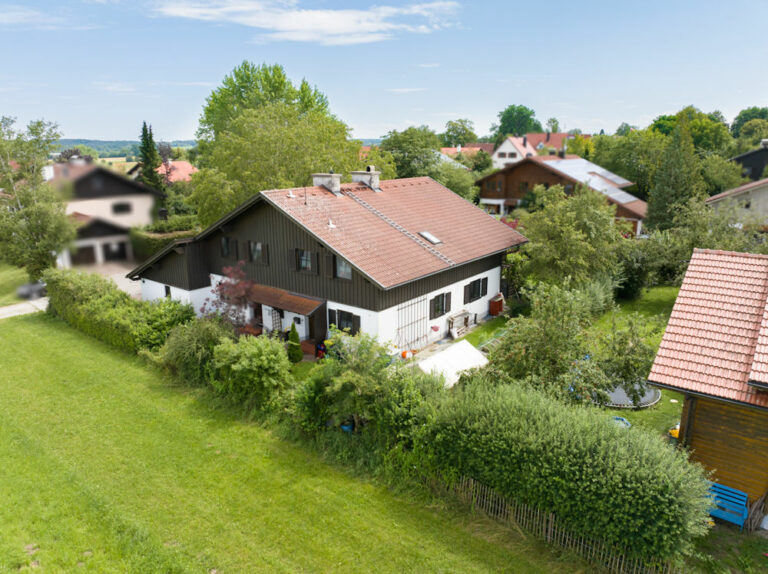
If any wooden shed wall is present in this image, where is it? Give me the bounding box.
[683,395,768,500]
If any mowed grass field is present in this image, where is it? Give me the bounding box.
[0,314,579,573]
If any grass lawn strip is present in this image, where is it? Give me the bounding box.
[0,314,578,573]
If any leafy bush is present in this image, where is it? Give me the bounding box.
[292,329,443,450]
[129,227,198,261]
[159,317,235,386]
[420,381,711,560]
[573,275,616,317]
[143,214,199,234]
[212,335,291,410]
[43,269,193,353]
[287,322,303,363]
[614,239,650,300]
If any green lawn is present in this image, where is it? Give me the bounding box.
[0,262,26,307]
[462,315,508,348]
[0,314,580,573]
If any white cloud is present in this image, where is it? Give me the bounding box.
[386,88,426,94]
[153,1,459,45]
[92,81,136,93]
[0,5,40,25]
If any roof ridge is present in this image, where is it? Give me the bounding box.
[694,248,768,261]
[343,189,456,266]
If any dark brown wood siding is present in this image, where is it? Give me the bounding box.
[685,395,768,500]
[140,200,506,311]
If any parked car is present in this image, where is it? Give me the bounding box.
[16,281,46,300]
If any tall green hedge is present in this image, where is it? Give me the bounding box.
[420,381,711,560]
[43,269,194,353]
[129,228,198,261]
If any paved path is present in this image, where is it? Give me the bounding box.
[0,297,48,320]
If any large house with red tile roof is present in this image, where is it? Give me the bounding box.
[476,155,647,235]
[127,169,526,350]
[648,249,768,503]
[45,160,162,266]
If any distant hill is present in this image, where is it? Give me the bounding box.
[57,139,196,158]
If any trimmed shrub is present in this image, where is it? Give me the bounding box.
[212,335,291,410]
[159,317,235,387]
[129,227,198,261]
[287,323,303,363]
[420,381,711,560]
[43,269,194,352]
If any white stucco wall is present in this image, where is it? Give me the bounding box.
[66,194,155,228]
[328,266,502,351]
[711,186,768,222]
[140,266,502,352]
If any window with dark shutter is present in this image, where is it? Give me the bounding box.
[297,249,313,272]
[221,237,230,258]
[445,292,452,314]
[351,314,361,335]
[249,241,265,264]
[231,238,238,260]
[429,292,451,320]
[262,244,269,265]
[328,309,337,327]
[312,252,319,275]
[464,279,486,304]
[325,254,334,278]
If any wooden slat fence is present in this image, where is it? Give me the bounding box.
[453,476,680,574]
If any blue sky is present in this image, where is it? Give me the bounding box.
[1,0,767,141]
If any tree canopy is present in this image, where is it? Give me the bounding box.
[197,62,329,147]
[493,105,542,140]
[0,117,75,280]
[515,184,626,284]
[379,125,441,178]
[646,123,706,230]
[440,119,477,147]
[731,106,768,137]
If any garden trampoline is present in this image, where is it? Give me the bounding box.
[606,384,661,409]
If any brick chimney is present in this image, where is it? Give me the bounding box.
[350,165,381,191]
[312,171,341,195]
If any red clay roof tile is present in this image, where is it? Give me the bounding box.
[648,249,768,408]
[262,177,527,289]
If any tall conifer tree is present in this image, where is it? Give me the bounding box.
[138,121,163,190]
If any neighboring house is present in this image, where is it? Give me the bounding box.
[127,170,526,350]
[46,161,162,266]
[436,151,470,169]
[648,249,768,505]
[156,160,198,184]
[476,156,647,235]
[490,136,537,169]
[525,132,591,153]
[440,143,495,157]
[731,140,768,181]
[706,177,768,217]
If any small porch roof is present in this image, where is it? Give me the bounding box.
[248,284,324,316]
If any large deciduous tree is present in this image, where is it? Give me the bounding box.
[731,106,768,138]
[646,123,706,230]
[650,106,731,153]
[591,129,666,200]
[197,61,328,152]
[492,104,542,140]
[441,118,477,147]
[0,117,76,280]
[515,184,626,284]
[700,154,748,196]
[379,125,441,178]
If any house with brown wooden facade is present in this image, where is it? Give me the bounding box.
[476,155,647,235]
[127,170,526,351]
[648,249,768,517]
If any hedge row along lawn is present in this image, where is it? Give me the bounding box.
[0,314,580,573]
